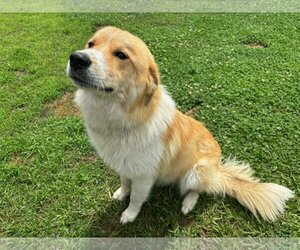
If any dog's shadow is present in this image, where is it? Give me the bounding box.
[86,185,214,237]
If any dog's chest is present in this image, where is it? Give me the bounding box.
[87,126,163,178]
[75,90,164,178]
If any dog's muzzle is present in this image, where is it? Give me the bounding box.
[69,52,92,71]
[68,52,114,93]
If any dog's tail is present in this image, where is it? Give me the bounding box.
[201,158,294,221]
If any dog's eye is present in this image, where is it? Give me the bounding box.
[114,51,128,60]
[88,41,94,48]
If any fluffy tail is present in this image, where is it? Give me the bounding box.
[212,158,294,221]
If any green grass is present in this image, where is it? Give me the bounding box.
[0,13,299,237]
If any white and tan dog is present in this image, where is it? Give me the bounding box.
[67,26,294,224]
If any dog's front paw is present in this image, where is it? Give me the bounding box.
[112,187,129,201]
[120,208,139,224]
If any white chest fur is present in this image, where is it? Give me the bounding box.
[74,88,176,179]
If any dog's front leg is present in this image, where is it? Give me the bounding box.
[113,177,131,201]
[120,177,155,224]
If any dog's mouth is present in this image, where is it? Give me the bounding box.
[69,74,114,93]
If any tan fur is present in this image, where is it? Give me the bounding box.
[161,109,294,220]
[159,109,293,221]
[89,26,161,124]
[160,111,221,183]
[74,26,294,222]
[127,86,162,124]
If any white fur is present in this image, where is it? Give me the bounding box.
[68,27,294,224]
[180,168,200,196]
[181,191,199,215]
[112,177,131,201]
[69,27,295,223]
[75,86,175,179]
[75,86,176,223]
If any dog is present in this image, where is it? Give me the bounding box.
[67,26,294,224]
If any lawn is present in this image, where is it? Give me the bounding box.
[0,13,299,237]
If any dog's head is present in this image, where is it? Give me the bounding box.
[67,26,160,104]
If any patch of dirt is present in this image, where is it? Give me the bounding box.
[245,43,266,49]
[179,216,196,228]
[10,154,23,164]
[9,154,34,165]
[201,227,213,237]
[185,107,197,117]
[14,69,28,77]
[44,92,80,117]
[84,155,98,163]
[76,155,98,165]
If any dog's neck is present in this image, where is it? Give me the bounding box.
[125,85,163,124]
[75,85,176,136]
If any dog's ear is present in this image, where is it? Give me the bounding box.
[144,62,160,105]
[149,61,160,86]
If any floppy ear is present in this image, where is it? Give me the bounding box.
[144,62,160,105]
[149,61,160,86]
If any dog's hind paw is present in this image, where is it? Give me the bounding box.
[181,191,199,215]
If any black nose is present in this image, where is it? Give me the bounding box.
[69,52,92,70]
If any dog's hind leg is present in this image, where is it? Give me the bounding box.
[179,157,221,214]
[181,191,199,214]
[180,168,201,214]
